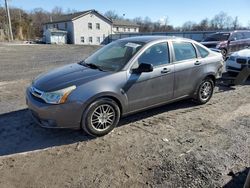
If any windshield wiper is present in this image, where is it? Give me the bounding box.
[80,61,105,71]
[86,63,105,71]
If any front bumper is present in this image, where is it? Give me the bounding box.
[26,88,83,129]
[226,64,250,73]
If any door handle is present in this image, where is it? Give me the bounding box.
[161,68,171,74]
[194,61,201,65]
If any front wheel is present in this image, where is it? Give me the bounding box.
[82,98,120,137]
[221,48,227,60]
[194,78,214,105]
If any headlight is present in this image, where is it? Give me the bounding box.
[41,85,76,104]
[228,56,236,61]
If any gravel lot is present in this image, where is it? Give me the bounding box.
[0,44,249,188]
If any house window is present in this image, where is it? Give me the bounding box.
[128,28,130,32]
[134,28,137,32]
[116,27,119,31]
[123,28,126,32]
[89,37,93,43]
[81,37,85,43]
[88,23,92,29]
[96,37,101,43]
[65,23,68,29]
[96,23,100,30]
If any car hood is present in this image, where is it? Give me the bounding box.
[33,63,110,92]
[201,41,219,45]
[201,41,228,49]
[231,49,250,58]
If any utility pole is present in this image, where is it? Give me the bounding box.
[5,0,13,41]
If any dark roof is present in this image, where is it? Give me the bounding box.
[45,10,112,24]
[112,19,139,27]
[45,10,139,27]
[216,30,250,34]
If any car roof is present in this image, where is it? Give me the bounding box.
[215,30,250,34]
[119,35,194,43]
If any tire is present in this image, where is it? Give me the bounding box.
[82,98,120,137]
[194,78,214,105]
[221,48,227,60]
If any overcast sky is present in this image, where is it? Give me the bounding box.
[2,0,250,27]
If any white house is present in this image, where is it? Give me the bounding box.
[112,20,139,34]
[43,10,140,45]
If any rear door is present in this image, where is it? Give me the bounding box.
[125,42,174,112]
[171,41,206,98]
[228,32,245,53]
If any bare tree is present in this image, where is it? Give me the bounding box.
[51,6,63,15]
[232,16,240,30]
[104,10,120,20]
[199,19,210,31]
[210,12,233,30]
[30,8,50,37]
[133,17,143,25]
[51,6,63,21]
[182,21,196,31]
[66,8,77,14]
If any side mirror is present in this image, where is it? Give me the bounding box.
[133,63,153,74]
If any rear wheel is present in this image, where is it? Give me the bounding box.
[194,78,214,104]
[82,98,120,137]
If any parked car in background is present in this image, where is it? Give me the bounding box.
[226,48,250,75]
[201,30,250,59]
[26,36,224,136]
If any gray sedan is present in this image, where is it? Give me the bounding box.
[26,36,224,136]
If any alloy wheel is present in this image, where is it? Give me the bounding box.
[90,104,115,131]
[199,81,212,101]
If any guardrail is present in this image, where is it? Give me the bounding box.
[104,31,218,44]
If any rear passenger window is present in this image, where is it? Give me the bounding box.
[231,33,244,40]
[195,44,209,58]
[173,42,197,61]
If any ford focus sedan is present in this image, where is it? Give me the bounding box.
[26,36,224,136]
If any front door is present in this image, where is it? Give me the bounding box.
[125,42,174,112]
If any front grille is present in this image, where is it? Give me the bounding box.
[237,58,247,64]
[227,66,242,71]
[30,93,45,103]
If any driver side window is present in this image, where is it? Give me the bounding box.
[132,42,169,69]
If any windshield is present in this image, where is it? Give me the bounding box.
[203,33,230,42]
[83,40,145,72]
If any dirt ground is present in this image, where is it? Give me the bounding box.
[0,44,249,188]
